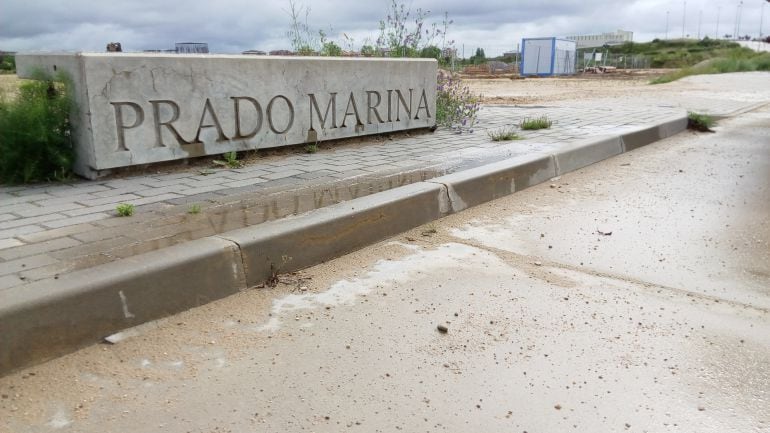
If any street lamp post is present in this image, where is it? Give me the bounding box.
[682,1,687,39]
[698,10,703,39]
[716,6,721,39]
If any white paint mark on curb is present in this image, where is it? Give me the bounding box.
[232,262,240,281]
[118,290,135,319]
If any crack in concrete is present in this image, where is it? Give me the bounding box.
[451,237,770,315]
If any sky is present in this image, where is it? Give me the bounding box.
[1,0,768,57]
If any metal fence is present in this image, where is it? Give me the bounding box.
[577,52,651,70]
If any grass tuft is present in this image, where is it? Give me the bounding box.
[116,203,135,217]
[487,126,522,141]
[213,151,242,168]
[687,112,716,132]
[520,116,553,131]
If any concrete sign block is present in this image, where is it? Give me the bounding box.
[16,53,437,179]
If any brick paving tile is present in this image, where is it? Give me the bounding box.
[43,213,112,229]
[0,254,59,277]
[0,237,82,261]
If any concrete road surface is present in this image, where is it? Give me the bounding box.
[1,107,768,433]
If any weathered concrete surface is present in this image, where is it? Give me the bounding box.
[0,105,767,433]
[16,53,437,178]
[0,237,244,374]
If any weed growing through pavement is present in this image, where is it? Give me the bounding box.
[421,224,438,236]
[267,255,294,287]
[687,112,716,132]
[437,71,481,134]
[116,203,135,217]
[188,203,202,214]
[487,126,522,141]
[214,151,242,168]
[520,116,553,130]
[305,142,319,153]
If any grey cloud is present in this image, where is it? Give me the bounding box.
[1,0,767,56]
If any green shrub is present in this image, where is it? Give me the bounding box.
[0,55,15,73]
[487,126,522,141]
[0,71,74,184]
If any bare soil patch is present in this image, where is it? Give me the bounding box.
[466,70,674,105]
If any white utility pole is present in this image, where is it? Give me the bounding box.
[666,10,670,39]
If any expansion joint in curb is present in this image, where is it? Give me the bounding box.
[550,154,562,176]
[214,235,249,291]
[425,181,456,214]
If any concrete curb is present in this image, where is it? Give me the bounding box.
[0,114,688,376]
[620,115,688,151]
[218,182,448,288]
[426,154,557,212]
[0,237,245,373]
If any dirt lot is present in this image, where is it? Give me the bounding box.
[465,71,672,105]
[0,74,21,99]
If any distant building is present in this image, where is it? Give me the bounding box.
[144,43,210,54]
[269,49,295,56]
[564,30,633,49]
[242,50,267,55]
[175,42,209,54]
[442,47,457,59]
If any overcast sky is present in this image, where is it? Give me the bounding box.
[1,0,767,57]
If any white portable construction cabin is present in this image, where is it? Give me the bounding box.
[520,38,577,76]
